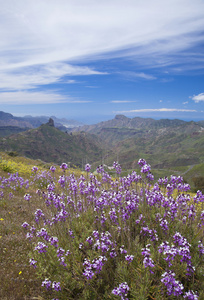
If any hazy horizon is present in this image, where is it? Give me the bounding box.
[2,110,204,126]
[0,1,204,123]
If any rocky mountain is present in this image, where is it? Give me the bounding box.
[0,113,204,172]
[70,115,188,145]
[70,115,204,169]
[72,114,186,129]
[0,119,104,167]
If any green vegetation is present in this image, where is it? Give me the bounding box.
[0,124,104,168]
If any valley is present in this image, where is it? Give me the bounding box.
[0,111,203,191]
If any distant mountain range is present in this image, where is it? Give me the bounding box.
[0,111,83,136]
[0,112,204,177]
[70,114,204,169]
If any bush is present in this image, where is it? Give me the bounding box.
[192,176,204,193]
[7,151,19,157]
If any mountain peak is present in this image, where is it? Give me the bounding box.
[47,118,55,127]
[114,114,128,120]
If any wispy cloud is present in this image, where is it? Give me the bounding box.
[111,100,137,103]
[0,1,204,77]
[0,91,91,105]
[118,71,157,80]
[0,63,106,91]
[0,0,204,109]
[66,80,77,84]
[191,93,204,103]
[114,108,197,114]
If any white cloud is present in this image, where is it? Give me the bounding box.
[183,101,189,104]
[0,63,106,91]
[191,93,204,103]
[0,91,91,105]
[1,1,204,67]
[0,0,204,93]
[114,108,197,114]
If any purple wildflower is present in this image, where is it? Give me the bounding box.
[120,245,127,255]
[34,209,45,224]
[125,254,134,263]
[110,248,117,258]
[141,164,151,174]
[161,271,184,296]
[32,166,38,173]
[112,282,130,300]
[83,256,107,280]
[198,241,204,256]
[57,247,65,257]
[24,193,31,201]
[49,236,59,248]
[138,158,147,166]
[159,218,169,232]
[86,236,94,245]
[183,290,199,300]
[52,281,61,291]
[42,278,52,290]
[58,256,67,267]
[29,258,37,269]
[96,164,104,174]
[34,242,48,254]
[68,229,75,239]
[85,163,91,172]
[36,228,50,241]
[141,244,155,273]
[113,161,122,175]
[22,221,29,229]
[50,165,56,173]
[60,163,68,171]
[26,232,33,240]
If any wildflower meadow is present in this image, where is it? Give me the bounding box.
[1,156,204,299]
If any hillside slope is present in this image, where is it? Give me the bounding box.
[0,122,104,167]
[71,115,204,169]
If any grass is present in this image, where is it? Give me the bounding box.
[0,170,46,299]
[0,154,68,299]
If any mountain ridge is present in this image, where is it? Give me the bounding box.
[0,121,105,167]
[0,112,204,171]
[0,111,83,132]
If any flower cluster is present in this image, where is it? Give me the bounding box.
[113,161,122,175]
[19,158,203,299]
[161,271,184,296]
[112,282,130,300]
[141,244,155,273]
[42,279,61,291]
[83,256,107,279]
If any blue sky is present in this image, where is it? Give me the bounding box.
[0,0,204,124]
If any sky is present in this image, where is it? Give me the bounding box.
[0,0,204,124]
